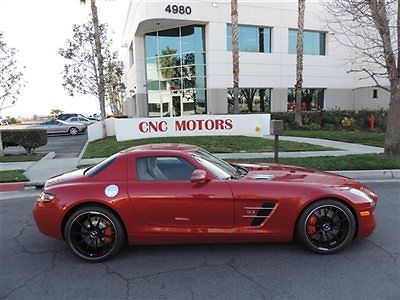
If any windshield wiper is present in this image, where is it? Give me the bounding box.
[230,164,248,176]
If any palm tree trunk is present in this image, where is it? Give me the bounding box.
[90,0,107,137]
[231,0,240,114]
[295,0,305,126]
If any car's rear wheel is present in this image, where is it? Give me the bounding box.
[68,127,79,135]
[297,199,356,254]
[64,206,125,262]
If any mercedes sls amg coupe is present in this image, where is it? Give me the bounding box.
[33,144,377,262]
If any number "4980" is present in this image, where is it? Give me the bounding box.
[165,4,192,15]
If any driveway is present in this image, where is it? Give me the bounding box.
[1,181,399,299]
[4,133,87,158]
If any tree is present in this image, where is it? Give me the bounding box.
[231,0,240,114]
[106,60,125,116]
[0,33,24,113]
[324,0,400,157]
[59,19,125,123]
[295,0,305,126]
[0,33,25,156]
[50,109,63,118]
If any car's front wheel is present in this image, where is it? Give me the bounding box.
[68,127,79,135]
[64,206,125,262]
[297,199,356,254]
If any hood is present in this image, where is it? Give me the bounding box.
[45,168,87,188]
[232,162,364,189]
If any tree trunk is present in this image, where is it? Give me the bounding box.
[295,0,305,126]
[384,80,400,157]
[231,0,240,114]
[90,0,107,137]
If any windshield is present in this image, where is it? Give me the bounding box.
[192,149,242,179]
[84,154,118,177]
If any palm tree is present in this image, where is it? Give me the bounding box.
[295,0,305,126]
[231,0,240,114]
[81,0,107,136]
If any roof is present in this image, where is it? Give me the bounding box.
[121,143,200,155]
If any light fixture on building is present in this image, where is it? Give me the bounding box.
[212,2,218,8]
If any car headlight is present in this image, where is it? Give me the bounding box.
[37,192,56,203]
[349,188,375,205]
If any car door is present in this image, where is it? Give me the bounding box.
[127,155,234,228]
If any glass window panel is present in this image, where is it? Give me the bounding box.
[147,80,159,91]
[263,28,271,53]
[146,65,159,81]
[159,54,180,68]
[159,66,181,80]
[240,26,259,52]
[227,24,232,51]
[181,26,205,54]
[288,29,325,55]
[183,65,205,78]
[182,53,205,65]
[145,32,158,58]
[158,28,180,56]
[148,91,161,117]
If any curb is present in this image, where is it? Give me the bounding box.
[1,169,399,192]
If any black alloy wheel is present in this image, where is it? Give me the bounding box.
[64,206,125,262]
[297,199,356,254]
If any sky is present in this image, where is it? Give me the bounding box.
[0,0,128,118]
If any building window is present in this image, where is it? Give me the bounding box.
[372,89,378,99]
[287,88,325,111]
[145,25,206,117]
[227,88,271,113]
[129,42,134,67]
[288,29,326,55]
[227,24,271,53]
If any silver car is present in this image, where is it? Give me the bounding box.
[64,116,96,126]
[29,120,87,135]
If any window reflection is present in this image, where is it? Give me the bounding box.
[227,88,272,113]
[227,24,271,53]
[145,25,207,116]
[287,88,325,111]
[288,29,326,55]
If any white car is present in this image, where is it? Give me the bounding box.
[65,116,96,125]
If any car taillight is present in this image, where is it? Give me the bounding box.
[37,192,56,203]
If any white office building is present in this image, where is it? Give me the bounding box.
[121,0,390,118]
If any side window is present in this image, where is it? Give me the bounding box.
[136,156,196,181]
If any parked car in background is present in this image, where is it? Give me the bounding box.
[28,119,86,135]
[89,113,102,121]
[65,116,96,126]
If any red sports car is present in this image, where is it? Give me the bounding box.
[33,144,377,262]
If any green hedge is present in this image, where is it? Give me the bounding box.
[1,129,47,155]
[271,109,388,131]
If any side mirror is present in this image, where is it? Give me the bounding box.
[190,169,209,184]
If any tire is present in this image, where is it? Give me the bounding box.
[296,199,356,254]
[64,205,125,262]
[68,127,79,136]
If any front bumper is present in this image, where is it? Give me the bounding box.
[33,200,65,240]
[356,205,377,239]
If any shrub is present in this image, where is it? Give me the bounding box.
[1,129,47,155]
[272,109,387,131]
[303,123,321,130]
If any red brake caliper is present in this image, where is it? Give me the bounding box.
[103,221,114,244]
[307,215,317,236]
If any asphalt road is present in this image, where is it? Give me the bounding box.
[1,181,399,300]
[4,133,87,158]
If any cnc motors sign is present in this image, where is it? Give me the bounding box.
[114,114,270,142]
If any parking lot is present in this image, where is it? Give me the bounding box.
[1,181,399,299]
[4,133,88,158]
